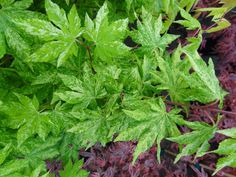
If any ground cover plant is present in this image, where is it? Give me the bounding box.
[0,0,236,176]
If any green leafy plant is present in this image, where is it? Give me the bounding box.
[0,0,236,176]
[59,160,88,177]
[212,128,236,174]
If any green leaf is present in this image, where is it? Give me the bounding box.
[179,0,198,12]
[175,8,201,30]
[84,2,130,61]
[168,122,216,163]
[0,32,6,58]
[68,109,110,147]
[59,160,89,177]
[4,26,31,59]
[0,0,32,9]
[0,0,40,58]
[213,139,236,174]
[217,128,236,138]
[18,136,60,166]
[115,97,183,163]
[125,0,133,11]
[15,0,83,66]
[0,159,29,177]
[196,6,231,33]
[220,0,236,11]
[14,18,63,41]
[121,56,157,94]
[59,133,81,162]
[183,48,227,104]
[131,8,179,54]
[29,165,44,177]
[205,18,231,33]
[16,113,52,146]
[29,41,70,62]
[151,46,192,102]
[0,144,12,165]
[0,0,15,8]
[0,94,57,145]
[68,5,81,36]
[197,7,227,21]
[55,67,107,108]
[45,0,68,32]
[0,129,16,147]
[12,0,32,9]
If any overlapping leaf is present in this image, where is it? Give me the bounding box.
[212,128,236,174]
[0,137,60,177]
[150,46,191,102]
[0,94,58,146]
[122,56,157,94]
[68,109,110,147]
[0,144,12,165]
[168,121,216,163]
[84,2,130,61]
[131,8,179,55]
[196,3,232,33]
[0,0,40,59]
[182,44,227,104]
[175,7,201,30]
[15,0,83,66]
[59,160,89,177]
[55,65,107,109]
[115,97,183,163]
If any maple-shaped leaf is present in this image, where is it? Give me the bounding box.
[59,160,88,177]
[55,65,107,109]
[115,97,183,163]
[183,47,227,104]
[18,136,60,167]
[212,128,236,174]
[220,0,236,11]
[196,7,231,33]
[154,0,198,32]
[205,18,230,33]
[168,121,216,163]
[84,2,130,61]
[151,46,192,102]
[121,56,157,95]
[0,94,57,146]
[15,0,83,66]
[178,0,199,12]
[59,133,82,163]
[0,137,60,177]
[175,7,201,30]
[197,7,227,21]
[67,109,111,147]
[0,0,41,59]
[0,161,48,177]
[131,8,179,55]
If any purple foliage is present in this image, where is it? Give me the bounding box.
[79,142,211,177]
[46,160,63,177]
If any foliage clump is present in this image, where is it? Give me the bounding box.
[0,0,235,176]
